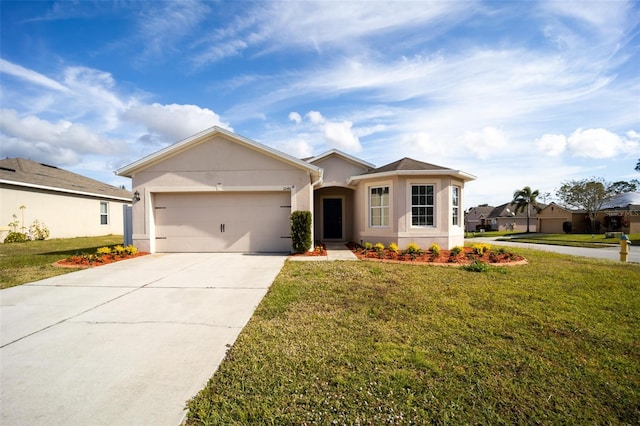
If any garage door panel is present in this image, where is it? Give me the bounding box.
[154,192,291,252]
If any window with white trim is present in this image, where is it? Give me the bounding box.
[100,202,109,225]
[369,186,389,227]
[411,185,434,226]
[452,186,460,226]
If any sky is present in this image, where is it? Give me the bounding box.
[1,0,639,208]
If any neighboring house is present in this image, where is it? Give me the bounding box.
[0,158,132,241]
[116,126,476,253]
[464,204,495,232]
[601,191,640,234]
[536,202,587,234]
[537,193,640,234]
[486,202,545,232]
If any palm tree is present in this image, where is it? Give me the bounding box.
[512,186,540,233]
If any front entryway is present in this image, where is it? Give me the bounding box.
[323,198,343,239]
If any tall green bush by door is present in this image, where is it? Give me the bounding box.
[290,211,312,253]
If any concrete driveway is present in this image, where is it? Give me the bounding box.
[0,253,286,426]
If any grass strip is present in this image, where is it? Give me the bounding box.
[0,235,123,289]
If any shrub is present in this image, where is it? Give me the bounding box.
[374,243,385,253]
[429,243,441,257]
[472,243,491,256]
[4,231,29,243]
[290,211,312,253]
[463,260,491,272]
[387,243,399,253]
[29,220,49,240]
[404,243,422,255]
[124,245,138,255]
[562,221,572,234]
[450,246,463,257]
[113,245,125,255]
[363,242,374,251]
[97,247,112,256]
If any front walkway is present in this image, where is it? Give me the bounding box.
[288,242,359,261]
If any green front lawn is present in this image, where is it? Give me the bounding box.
[0,235,123,289]
[187,249,640,424]
[497,233,640,247]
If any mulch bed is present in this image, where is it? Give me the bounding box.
[348,243,526,266]
[53,252,149,269]
[289,244,327,257]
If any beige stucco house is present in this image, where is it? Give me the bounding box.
[536,202,587,234]
[0,158,132,241]
[116,126,475,253]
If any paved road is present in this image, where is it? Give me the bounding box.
[469,237,640,263]
[0,253,286,426]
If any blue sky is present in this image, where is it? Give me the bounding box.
[1,0,638,207]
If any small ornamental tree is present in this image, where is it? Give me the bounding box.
[290,210,312,253]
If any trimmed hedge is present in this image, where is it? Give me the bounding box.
[290,210,312,253]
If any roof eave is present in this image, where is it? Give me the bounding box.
[347,169,476,185]
[1,179,132,202]
[115,126,322,178]
[308,149,376,169]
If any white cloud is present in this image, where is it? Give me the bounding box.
[288,111,302,124]
[306,111,325,125]
[566,128,639,159]
[0,59,69,92]
[123,103,231,143]
[323,120,361,152]
[275,138,314,158]
[536,134,567,156]
[0,108,124,165]
[461,127,508,160]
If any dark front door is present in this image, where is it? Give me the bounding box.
[323,198,342,239]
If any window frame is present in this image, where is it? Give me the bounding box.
[100,201,109,225]
[452,186,461,226]
[410,184,435,227]
[369,185,390,228]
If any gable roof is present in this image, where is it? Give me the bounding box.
[348,157,476,183]
[0,158,132,201]
[540,202,586,214]
[116,126,322,182]
[467,205,495,217]
[488,202,548,219]
[306,149,375,169]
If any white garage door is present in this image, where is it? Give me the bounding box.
[539,218,566,233]
[154,192,292,252]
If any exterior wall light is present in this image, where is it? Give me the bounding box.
[133,190,141,202]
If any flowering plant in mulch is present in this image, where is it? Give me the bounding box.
[54,245,148,268]
[289,244,327,257]
[348,242,525,266]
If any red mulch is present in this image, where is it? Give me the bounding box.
[348,243,526,266]
[53,252,149,269]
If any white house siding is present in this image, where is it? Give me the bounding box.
[128,134,314,253]
[0,185,127,240]
[352,176,465,250]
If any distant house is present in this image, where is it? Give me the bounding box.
[465,204,495,232]
[601,192,640,234]
[0,158,132,241]
[486,202,545,232]
[536,202,587,234]
[116,126,475,253]
[536,193,640,234]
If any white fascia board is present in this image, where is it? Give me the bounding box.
[308,149,376,169]
[115,126,322,180]
[145,185,295,193]
[0,179,132,202]
[347,169,477,185]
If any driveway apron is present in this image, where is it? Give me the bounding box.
[0,253,286,426]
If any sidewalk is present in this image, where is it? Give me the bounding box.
[288,242,359,261]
